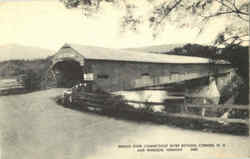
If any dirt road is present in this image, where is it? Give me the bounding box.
[0,89,249,159]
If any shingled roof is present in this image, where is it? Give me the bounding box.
[60,43,215,64]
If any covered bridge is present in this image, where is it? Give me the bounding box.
[45,43,233,104]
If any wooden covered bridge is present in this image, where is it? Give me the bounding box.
[45,43,234,104]
[45,43,249,126]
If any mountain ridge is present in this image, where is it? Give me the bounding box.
[0,44,54,62]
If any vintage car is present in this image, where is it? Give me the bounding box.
[62,82,126,111]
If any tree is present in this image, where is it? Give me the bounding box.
[23,69,43,91]
[60,0,249,46]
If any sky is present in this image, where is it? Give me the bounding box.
[0,0,237,52]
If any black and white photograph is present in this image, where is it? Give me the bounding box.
[0,0,249,158]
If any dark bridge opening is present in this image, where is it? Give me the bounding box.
[53,60,83,88]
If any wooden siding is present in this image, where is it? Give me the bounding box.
[50,46,234,91]
[86,60,215,92]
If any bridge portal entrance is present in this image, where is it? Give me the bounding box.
[47,60,84,88]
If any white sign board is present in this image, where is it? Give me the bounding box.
[83,73,94,81]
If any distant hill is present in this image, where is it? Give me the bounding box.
[0,44,54,80]
[0,44,54,90]
[126,43,220,59]
[125,44,186,54]
[0,44,54,62]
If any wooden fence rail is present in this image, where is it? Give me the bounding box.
[0,78,25,95]
[185,104,249,110]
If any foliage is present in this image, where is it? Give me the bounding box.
[220,45,249,81]
[170,43,218,58]
[167,43,248,80]
[220,45,249,104]
[0,57,52,91]
[166,43,249,104]
[60,0,249,46]
[60,0,114,9]
[23,69,43,91]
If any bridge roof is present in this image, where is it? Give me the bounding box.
[60,43,219,64]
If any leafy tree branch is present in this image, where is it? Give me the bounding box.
[60,0,249,46]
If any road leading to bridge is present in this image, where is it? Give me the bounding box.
[0,89,249,159]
